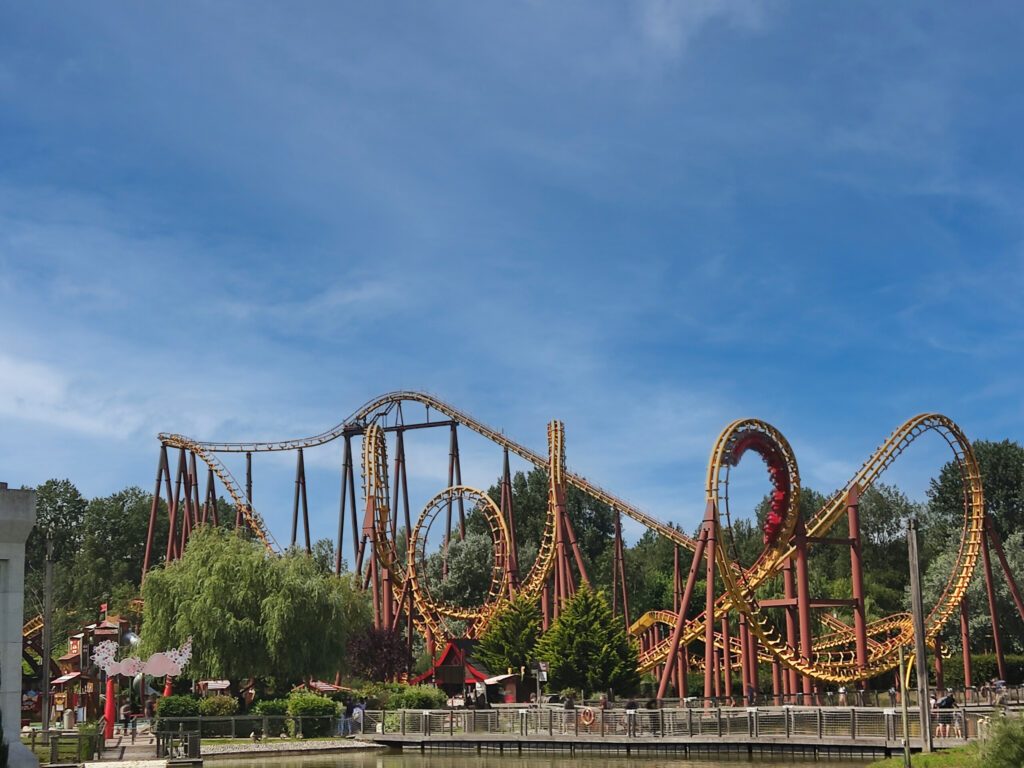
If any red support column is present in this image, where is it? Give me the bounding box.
[682,646,690,697]
[770,659,778,708]
[960,597,973,699]
[500,448,519,592]
[793,516,814,696]
[721,617,733,700]
[847,486,870,681]
[739,614,751,702]
[980,521,1007,680]
[143,446,168,577]
[749,630,760,701]
[240,451,251,530]
[335,438,350,574]
[541,580,550,631]
[986,515,1024,623]
[657,515,710,699]
[934,636,944,691]
[704,508,718,701]
[783,558,798,697]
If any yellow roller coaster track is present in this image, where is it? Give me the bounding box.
[160,394,983,685]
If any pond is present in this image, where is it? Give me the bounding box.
[213,748,874,768]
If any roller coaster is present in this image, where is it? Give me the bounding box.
[143,391,1024,698]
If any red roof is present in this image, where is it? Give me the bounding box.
[411,640,490,685]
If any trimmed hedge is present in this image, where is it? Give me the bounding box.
[286,692,338,738]
[155,695,200,718]
[252,698,288,716]
[941,654,1024,688]
[355,682,446,710]
[198,694,238,717]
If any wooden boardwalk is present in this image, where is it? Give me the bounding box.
[369,731,945,760]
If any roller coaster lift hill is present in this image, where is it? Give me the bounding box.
[143,392,1024,700]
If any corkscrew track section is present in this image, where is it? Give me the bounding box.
[154,393,985,686]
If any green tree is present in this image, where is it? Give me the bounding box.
[26,479,87,571]
[536,586,639,697]
[66,487,167,621]
[927,440,1024,558]
[141,526,370,685]
[475,595,542,676]
[480,468,615,590]
[423,530,495,608]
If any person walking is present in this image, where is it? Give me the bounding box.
[561,693,575,734]
[624,697,638,737]
[119,699,132,735]
[340,699,355,737]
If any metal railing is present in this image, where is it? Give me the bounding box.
[155,714,339,739]
[575,685,1024,709]
[19,726,105,763]
[375,705,1000,743]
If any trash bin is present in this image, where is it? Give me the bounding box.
[63,708,76,730]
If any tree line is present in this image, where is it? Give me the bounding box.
[22,437,1024,691]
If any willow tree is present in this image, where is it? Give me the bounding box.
[141,526,370,685]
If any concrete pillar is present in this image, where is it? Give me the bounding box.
[0,481,38,768]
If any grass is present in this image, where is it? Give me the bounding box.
[867,743,980,768]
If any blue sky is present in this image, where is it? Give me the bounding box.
[1,2,1022,547]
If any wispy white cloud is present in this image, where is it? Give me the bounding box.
[636,0,768,58]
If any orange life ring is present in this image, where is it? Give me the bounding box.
[579,707,595,726]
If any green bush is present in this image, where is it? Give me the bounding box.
[199,694,239,717]
[286,692,338,738]
[155,695,200,718]
[389,685,447,710]
[980,714,1024,768]
[942,654,1024,687]
[353,682,446,710]
[252,698,288,716]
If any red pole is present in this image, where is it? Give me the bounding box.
[335,439,349,574]
[166,449,185,562]
[739,614,751,699]
[847,487,869,681]
[541,580,550,631]
[561,509,590,587]
[142,447,166,577]
[656,520,710,699]
[748,627,760,700]
[980,523,1007,680]
[704,510,718,701]
[501,448,519,591]
[721,617,733,699]
[793,516,814,696]
[986,516,1024,623]
[240,451,251,529]
[934,636,944,691]
[783,559,798,697]
[960,597,973,697]
[104,677,116,738]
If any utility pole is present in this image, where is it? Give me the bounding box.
[41,535,54,735]
[907,517,933,752]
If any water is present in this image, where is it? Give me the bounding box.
[213,749,874,768]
